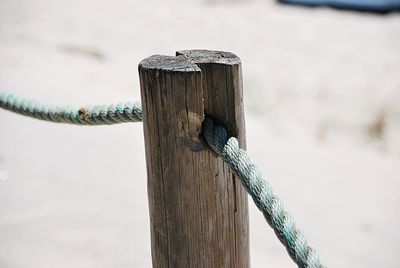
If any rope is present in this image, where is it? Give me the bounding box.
[0,91,324,267]
[0,92,142,125]
[202,117,323,268]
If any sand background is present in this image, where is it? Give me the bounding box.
[1,0,400,267]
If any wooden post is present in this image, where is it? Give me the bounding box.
[139,50,249,268]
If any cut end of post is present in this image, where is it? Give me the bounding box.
[138,54,201,72]
[177,49,241,65]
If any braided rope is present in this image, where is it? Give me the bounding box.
[0,92,142,125]
[202,117,324,268]
[0,91,324,267]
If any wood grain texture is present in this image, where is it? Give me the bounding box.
[139,50,249,268]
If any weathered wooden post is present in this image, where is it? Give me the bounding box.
[139,50,249,268]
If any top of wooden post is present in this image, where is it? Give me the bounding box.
[139,54,200,72]
[177,50,241,65]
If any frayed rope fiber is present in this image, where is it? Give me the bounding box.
[0,91,324,267]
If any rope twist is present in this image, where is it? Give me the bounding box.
[202,117,323,268]
[0,92,142,125]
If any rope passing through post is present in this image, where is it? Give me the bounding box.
[202,117,323,268]
[0,91,324,268]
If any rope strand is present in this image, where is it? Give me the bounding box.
[202,117,324,268]
[0,92,142,125]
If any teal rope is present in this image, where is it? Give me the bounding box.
[0,91,323,267]
[0,92,142,125]
[202,117,323,268]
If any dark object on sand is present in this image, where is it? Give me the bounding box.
[279,0,400,13]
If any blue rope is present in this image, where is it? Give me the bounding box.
[0,91,324,267]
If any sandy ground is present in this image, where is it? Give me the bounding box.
[0,0,399,267]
